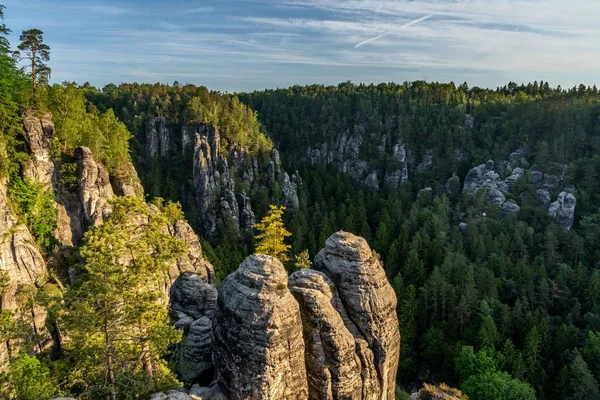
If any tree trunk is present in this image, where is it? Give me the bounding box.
[31,48,36,96]
[103,308,117,400]
[142,341,154,378]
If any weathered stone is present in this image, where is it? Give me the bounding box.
[0,178,50,370]
[146,117,171,158]
[314,232,400,400]
[171,220,216,285]
[365,170,379,191]
[213,254,308,400]
[502,200,520,214]
[548,191,577,230]
[537,188,552,209]
[22,110,55,186]
[288,269,363,399]
[174,316,214,385]
[170,273,217,322]
[76,146,114,228]
[282,172,301,209]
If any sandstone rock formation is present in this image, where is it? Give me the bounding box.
[22,110,55,186]
[191,122,299,239]
[154,231,401,400]
[288,269,363,399]
[548,191,577,230]
[313,232,401,400]
[212,254,308,400]
[0,178,51,370]
[169,272,218,385]
[146,117,171,158]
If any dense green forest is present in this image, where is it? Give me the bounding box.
[4,1,600,398]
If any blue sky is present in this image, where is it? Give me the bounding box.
[3,0,600,92]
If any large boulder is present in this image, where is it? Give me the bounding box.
[313,231,400,400]
[212,254,308,400]
[548,191,577,229]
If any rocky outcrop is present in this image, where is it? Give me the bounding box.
[171,220,215,285]
[288,269,363,399]
[22,110,55,186]
[313,231,400,400]
[191,123,299,239]
[384,141,409,189]
[0,178,51,370]
[282,172,301,209]
[76,146,114,229]
[212,254,308,400]
[170,273,218,385]
[146,117,171,158]
[155,231,401,400]
[548,191,577,230]
[462,154,576,226]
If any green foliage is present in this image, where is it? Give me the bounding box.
[457,346,535,400]
[47,83,132,173]
[61,196,185,399]
[15,28,50,97]
[7,177,57,248]
[5,353,57,400]
[59,162,78,191]
[294,249,312,269]
[187,94,272,154]
[254,204,292,262]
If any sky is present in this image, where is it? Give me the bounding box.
[3,0,600,92]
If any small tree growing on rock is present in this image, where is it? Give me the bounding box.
[254,204,291,262]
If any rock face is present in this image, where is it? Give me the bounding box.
[146,117,171,158]
[288,269,363,399]
[156,231,401,400]
[22,110,55,186]
[170,273,218,385]
[0,178,51,370]
[191,123,300,239]
[76,146,115,228]
[313,232,401,400]
[212,254,308,400]
[462,154,576,227]
[548,191,577,230]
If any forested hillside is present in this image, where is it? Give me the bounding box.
[3,0,600,398]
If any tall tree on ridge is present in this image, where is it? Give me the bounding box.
[15,28,50,97]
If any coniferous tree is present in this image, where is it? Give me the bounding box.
[61,196,184,399]
[15,28,50,96]
[254,204,292,262]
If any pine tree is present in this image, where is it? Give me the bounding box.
[254,204,292,262]
[61,196,184,399]
[294,249,311,269]
[15,28,50,96]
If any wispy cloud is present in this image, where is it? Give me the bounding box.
[354,14,432,48]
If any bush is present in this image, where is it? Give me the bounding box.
[7,353,57,400]
[8,177,57,248]
[59,162,78,192]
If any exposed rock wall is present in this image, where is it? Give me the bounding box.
[189,123,298,239]
[146,117,171,158]
[0,178,51,370]
[170,231,400,400]
[22,110,55,186]
[313,232,401,400]
[212,254,308,400]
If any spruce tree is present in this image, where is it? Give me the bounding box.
[61,196,185,399]
[15,28,50,96]
[254,204,292,262]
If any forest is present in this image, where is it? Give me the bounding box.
[3,2,600,399]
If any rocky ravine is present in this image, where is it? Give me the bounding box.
[145,118,302,240]
[155,231,400,400]
[0,112,218,372]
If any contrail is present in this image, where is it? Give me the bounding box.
[355,14,432,48]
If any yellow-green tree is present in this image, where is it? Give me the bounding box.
[295,249,311,269]
[254,205,291,262]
